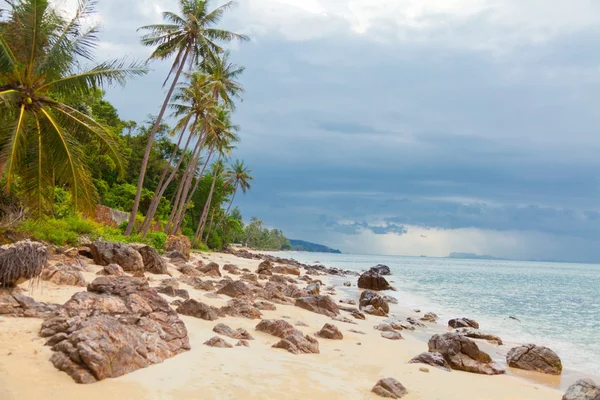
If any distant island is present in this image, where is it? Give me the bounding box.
[289,239,342,253]
[447,252,507,260]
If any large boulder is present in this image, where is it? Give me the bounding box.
[176,299,220,321]
[428,333,505,375]
[217,281,252,298]
[370,264,391,276]
[40,276,190,383]
[448,318,479,329]
[41,263,86,287]
[89,242,144,272]
[372,378,408,399]
[198,262,221,277]
[0,240,47,288]
[506,344,562,375]
[163,236,191,261]
[562,379,600,400]
[357,270,393,291]
[359,290,390,314]
[316,323,343,340]
[295,295,339,317]
[408,352,452,371]
[134,245,168,275]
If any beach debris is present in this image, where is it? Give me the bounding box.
[455,328,503,345]
[217,280,252,298]
[131,245,169,275]
[41,263,86,287]
[448,317,480,329]
[0,240,47,288]
[204,336,233,348]
[213,323,254,340]
[372,377,408,399]
[198,262,221,277]
[562,379,600,400]
[508,316,521,322]
[420,312,439,323]
[163,235,191,260]
[357,270,393,291]
[295,295,340,317]
[316,323,344,340]
[408,352,452,371]
[349,329,366,335]
[40,276,190,384]
[370,264,391,276]
[506,344,562,375]
[428,333,505,375]
[359,290,390,315]
[381,331,403,340]
[89,241,144,272]
[176,299,220,321]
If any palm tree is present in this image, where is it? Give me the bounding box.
[0,0,146,217]
[192,157,225,246]
[203,50,245,108]
[214,159,252,229]
[125,0,248,235]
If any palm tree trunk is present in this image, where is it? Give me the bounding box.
[204,208,216,244]
[214,185,237,231]
[124,46,191,235]
[165,169,187,233]
[193,166,218,246]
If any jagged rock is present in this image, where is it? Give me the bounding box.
[282,284,308,299]
[357,270,393,291]
[171,300,183,307]
[198,262,221,278]
[409,352,452,371]
[178,264,202,277]
[138,246,169,275]
[273,265,301,276]
[272,333,319,355]
[160,278,179,288]
[362,305,387,317]
[359,290,390,314]
[223,264,241,275]
[562,379,600,400]
[372,377,408,399]
[455,328,503,345]
[97,263,124,277]
[156,286,189,300]
[370,264,392,276]
[254,301,277,311]
[256,319,300,338]
[176,299,220,321]
[315,323,343,339]
[383,295,398,304]
[257,260,273,275]
[448,317,479,329]
[420,312,439,323]
[236,340,250,347]
[89,241,144,272]
[306,282,320,295]
[0,240,47,288]
[40,276,190,383]
[241,273,258,282]
[295,295,339,317]
[506,344,562,375]
[428,333,505,375]
[381,331,403,340]
[258,282,295,305]
[350,310,366,320]
[163,236,191,260]
[220,298,262,319]
[204,336,233,348]
[213,323,254,340]
[41,263,86,287]
[178,276,215,291]
[217,280,252,298]
[0,294,59,318]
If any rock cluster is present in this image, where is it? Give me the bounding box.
[428,333,505,375]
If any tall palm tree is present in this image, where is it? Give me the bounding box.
[0,0,146,217]
[125,0,248,235]
[203,50,245,108]
[192,157,224,246]
[214,159,252,229]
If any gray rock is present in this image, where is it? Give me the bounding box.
[562,379,600,400]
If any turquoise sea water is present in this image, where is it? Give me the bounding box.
[275,252,600,376]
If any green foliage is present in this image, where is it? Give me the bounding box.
[18,216,95,246]
[146,232,167,249]
[243,217,291,251]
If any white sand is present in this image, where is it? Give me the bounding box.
[0,251,564,400]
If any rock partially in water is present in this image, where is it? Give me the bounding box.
[370,264,392,276]
[357,270,393,291]
[562,379,600,400]
[420,312,439,323]
[455,328,503,345]
[448,317,479,329]
[507,344,562,375]
[359,290,390,314]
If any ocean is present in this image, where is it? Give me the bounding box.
[274,252,600,376]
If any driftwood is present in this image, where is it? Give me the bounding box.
[0,240,47,288]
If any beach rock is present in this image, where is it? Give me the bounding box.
[455,328,503,345]
[223,264,241,275]
[156,286,189,300]
[89,241,143,272]
[134,245,168,275]
[372,377,408,399]
[270,274,294,284]
[40,276,190,384]
[448,318,479,329]
[406,317,426,328]
[178,276,215,291]
[340,299,357,306]
[383,295,398,305]
[198,262,221,278]
[360,290,390,314]
[296,321,309,327]
[316,323,343,340]
[374,323,396,332]
[506,344,562,375]
[282,283,308,299]
[258,283,295,305]
[357,270,393,291]
[428,333,504,375]
[332,316,357,325]
[179,264,202,277]
[350,310,366,320]
[306,282,320,295]
[217,280,252,298]
[370,264,392,276]
[241,273,258,282]
[254,301,277,311]
[236,340,250,347]
[159,278,179,288]
[362,305,387,317]
[41,263,86,287]
[409,352,452,371]
[220,299,262,319]
[349,329,366,335]
[273,265,301,276]
[257,260,273,275]
[213,323,254,340]
[176,299,219,321]
[163,236,191,260]
[256,319,300,338]
[295,295,339,317]
[0,294,59,318]
[562,379,600,400]
[420,312,439,323]
[381,331,403,340]
[204,336,233,348]
[163,251,187,266]
[272,333,320,355]
[344,281,352,287]
[97,263,124,277]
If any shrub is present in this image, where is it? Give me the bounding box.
[146,232,167,249]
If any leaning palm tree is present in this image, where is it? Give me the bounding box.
[0,0,146,216]
[125,0,248,235]
[203,50,245,108]
[214,159,252,229]
[192,157,225,246]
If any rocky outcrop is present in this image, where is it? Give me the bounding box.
[254,301,277,311]
[448,318,479,329]
[273,333,319,355]
[408,352,452,371]
[204,336,233,348]
[156,286,189,300]
[257,260,273,276]
[372,377,408,399]
[89,242,143,272]
[198,262,221,277]
[41,263,86,287]
[370,264,391,276]
[176,299,220,321]
[562,379,600,400]
[0,293,59,318]
[213,323,254,340]
[220,299,262,319]
[357,270,393,291]
[178,276,215,291]
[217,280,252,298]
[163,236,191,260]
[359,290,390,314]
[273,265,301,276]
[455,328,503,345]
[134,245,168,275]
[295,295,339,317]
[164,251,188,266]
[420,312,439,323]
[97,263,124,277]
[428,333,505,375]
[316,323,343,340]
[506,344,562,375]
[0,240,47,288]
[256,319,300,338]
[40,276,190,384]
[241,273,258,282]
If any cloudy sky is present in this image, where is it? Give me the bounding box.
[59,0,600,262]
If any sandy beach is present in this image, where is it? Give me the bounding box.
[0,250,565,400]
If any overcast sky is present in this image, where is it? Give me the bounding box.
[58,0,600,262]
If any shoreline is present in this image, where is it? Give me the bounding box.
[0,249,569,399]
